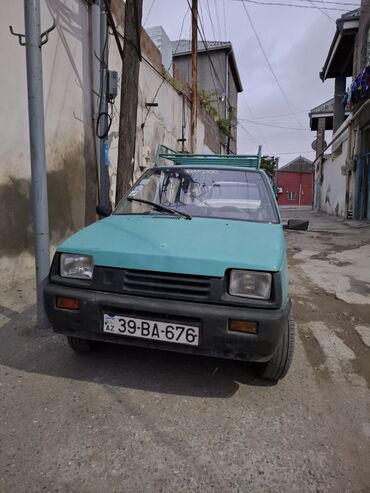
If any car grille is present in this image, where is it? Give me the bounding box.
[94,267,214,301]
[121,269,212,300]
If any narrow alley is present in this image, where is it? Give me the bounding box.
[0,208,369,492]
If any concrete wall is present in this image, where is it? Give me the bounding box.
[174,51,227,116]
[1,0,96,291]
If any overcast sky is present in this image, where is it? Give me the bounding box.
[142,0,359,165]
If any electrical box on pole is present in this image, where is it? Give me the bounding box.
[107,70,118,101]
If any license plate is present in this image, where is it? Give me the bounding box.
[103,314,199,346]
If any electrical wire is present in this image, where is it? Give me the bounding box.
[197,4,223,97]
[204,0,218,40]
[194,2,229,100]
[238,118,308,130]
[230,0,360,6]
[143,0,157,26]
[247,109,310,119]
[96,25,109,140]
[213,0,223,38]
[272,150,314,155]
[237,121,273,154]
[142,5,190,128]
[96,108,113,139]
[222,0,228,39]
[240,2,306,129]
[307,0,335,20]
[273,0,359,5]
[230,0,352,11]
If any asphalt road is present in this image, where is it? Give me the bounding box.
[0,208,369,492]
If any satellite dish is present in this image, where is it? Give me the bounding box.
[311,138,327,151]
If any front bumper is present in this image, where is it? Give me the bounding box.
[44,283,291,362]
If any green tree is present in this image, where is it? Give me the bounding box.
[260,155,278,179]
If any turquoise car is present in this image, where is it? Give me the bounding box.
[44,147,308,381]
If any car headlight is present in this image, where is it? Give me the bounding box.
[229,270,272,300]
[60,253,94,280]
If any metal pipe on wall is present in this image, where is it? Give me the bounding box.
[24,0,50,329]
[92,0,109,209]
[99,0,110,209]
[91,1,101,201]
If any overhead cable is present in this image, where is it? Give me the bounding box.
[238,118,309,130]
[204,0,218,39]
[230,0,351,11]
[143,0,157,26]
[306,0,335,21]
[240,2,305,129]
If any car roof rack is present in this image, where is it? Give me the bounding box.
[155,145,262,169]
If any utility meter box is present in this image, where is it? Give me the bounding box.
[107,70,118,101]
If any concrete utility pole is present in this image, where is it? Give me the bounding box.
[24,0,51,329]
[191,0,198,154]
[115,0,143,203]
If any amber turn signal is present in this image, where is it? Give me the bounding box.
[56,296,80,310]
[229,319,257,334]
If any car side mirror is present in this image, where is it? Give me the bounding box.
[96,204,111,218]
[283,219,309,231]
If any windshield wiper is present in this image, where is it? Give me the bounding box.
[127,197,192,220]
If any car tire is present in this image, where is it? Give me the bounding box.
[67,336,93,353]
[260,313,295,382]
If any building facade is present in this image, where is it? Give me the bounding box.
[276,157,313,206]
[312,0,370,220]
[171,39,243,154]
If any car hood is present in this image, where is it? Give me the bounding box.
[57,215,285,277]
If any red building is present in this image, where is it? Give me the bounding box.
[276,156,313,206]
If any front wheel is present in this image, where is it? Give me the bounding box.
[260,314,295,382]
[67,336,93,353]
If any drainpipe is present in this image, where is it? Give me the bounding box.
[91,1,101,202]
[91,1,109,209]
[99,0,110,209]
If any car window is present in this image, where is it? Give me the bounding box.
[114,167,279,223]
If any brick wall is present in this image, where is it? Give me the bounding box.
[277,171,313,206]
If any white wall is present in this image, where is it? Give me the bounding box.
[319,127,348,218]
[1,0,96,291]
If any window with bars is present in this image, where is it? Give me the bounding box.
[286,191,296,201]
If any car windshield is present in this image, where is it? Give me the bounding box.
[114,167,279,223]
